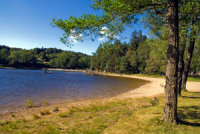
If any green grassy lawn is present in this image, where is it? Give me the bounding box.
[188,76,200,82]
[1,91,200,134]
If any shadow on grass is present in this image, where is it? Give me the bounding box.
[181,91,200,99]
[178,120,200,126]
[182,96,200,99]
[178,105,200,126]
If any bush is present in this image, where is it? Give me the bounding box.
[25,99,34,108]
[43,100,49,106]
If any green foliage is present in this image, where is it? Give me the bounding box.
[42,100,49,106]
[0,45,90,69]
[51,0,167,44]
[90,31,150,74]
[51,0,200,76]
[0,47,10,64]
[145,38,167,74]
[190,37,200,72]
[25,99,34,108]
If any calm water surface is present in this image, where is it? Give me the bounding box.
[0,68,148,113]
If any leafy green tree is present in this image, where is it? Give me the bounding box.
[78,56,90,69]
[144,0,200,96]
[145,37,167,74]
[0,48,9,64]
[190,38,200,73]
[8,50,37,67]
[136,42,150,73]
[52,0,181,123]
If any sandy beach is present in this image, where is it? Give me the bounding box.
[100,73,200,98]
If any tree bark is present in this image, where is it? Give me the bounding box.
[182,30,196,90]
[177,26,187,96]
[163,0,179,123]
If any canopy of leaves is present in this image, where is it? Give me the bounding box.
[52,0,167,44]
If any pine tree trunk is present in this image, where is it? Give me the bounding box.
[163,0,179,123]
[182,30,196,90]
[177,43,185,96]
[177,26,187,96]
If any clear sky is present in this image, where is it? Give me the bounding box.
[0,0,149,55]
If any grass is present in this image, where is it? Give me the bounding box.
[134,73,200,82]
[187,76,200,82]
[33,115,40,120]
[1,92,200,134]
[40,110,51,116]
[53,106,59,112]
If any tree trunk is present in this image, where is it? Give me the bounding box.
[163,0,179,123]
[177,26,187,96]
[182,30,196,90]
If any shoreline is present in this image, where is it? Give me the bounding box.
[96,72,200,97]
[96,72,166,98]
[1,71,200,121]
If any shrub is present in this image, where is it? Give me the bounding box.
[25,99,34,108]
[43,100,49,106]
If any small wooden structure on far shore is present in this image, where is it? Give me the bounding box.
[42,68,53,74]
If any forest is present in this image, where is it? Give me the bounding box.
[91,30,200,75]
[0,45,90,69]
[1,28,199,75]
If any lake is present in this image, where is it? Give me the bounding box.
[0,68,148,114]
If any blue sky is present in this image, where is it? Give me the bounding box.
[0,0,149,55]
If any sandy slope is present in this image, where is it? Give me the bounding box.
[99,73,200,99]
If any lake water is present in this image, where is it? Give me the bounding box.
[0,68,148,113]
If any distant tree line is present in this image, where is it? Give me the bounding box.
[1,31,199,73]
[0,46,90,69]
[90,30,200,75]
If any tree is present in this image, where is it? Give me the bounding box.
[177,23,187,96]
[190,40,200,73]
[143,0,200,96]
[145,38,167,74]
[178,0,200,94]
[52,0,180,123]
[0,48,10,64]
[182,27,198,90]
